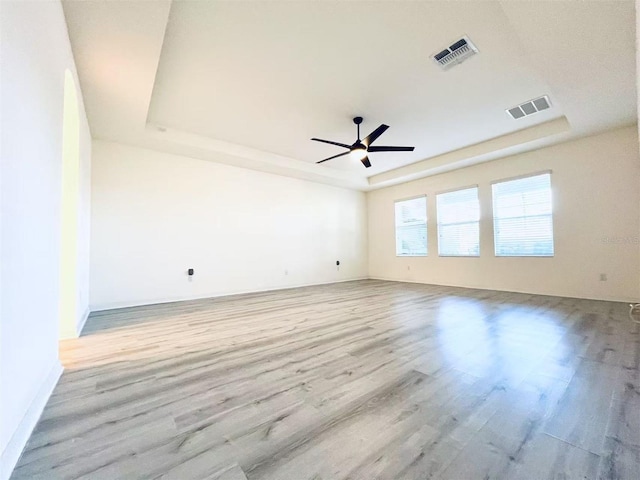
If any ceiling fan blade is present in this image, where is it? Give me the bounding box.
[367,145,415,152]
[311,138,351,149]
[316,151,350,164]
[362,124,389,146]
[361,156,372,168]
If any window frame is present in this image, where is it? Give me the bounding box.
[491,171,554,258]
[436,186,480,257]
[394,195,428,257]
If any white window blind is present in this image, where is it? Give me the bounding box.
[395,196,427,256]
[492,173,554,257]
[437,187,480,256]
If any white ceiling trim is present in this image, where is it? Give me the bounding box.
[369,116,571,188]
[144,124,368,190]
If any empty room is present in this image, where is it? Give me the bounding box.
[2,1,640,479]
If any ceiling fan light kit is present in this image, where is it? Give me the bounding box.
[312,116,415,168]
[350,144,367,161]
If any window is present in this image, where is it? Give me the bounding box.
[492,172,554,257]
[437,187,480,256]
[395,196,427,256]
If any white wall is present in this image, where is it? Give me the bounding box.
[90,141,368,310]
[368,126,640,302]
[77,81,92,333]
[637,0,640,297]
[0,2,91,478]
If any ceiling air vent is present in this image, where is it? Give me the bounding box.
[432,36,478,70]
[507,95,551,120]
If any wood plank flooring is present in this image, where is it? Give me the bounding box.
[11,280,640,479]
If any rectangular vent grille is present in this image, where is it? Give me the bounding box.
[507,96,551,120]
[432,36,478,70]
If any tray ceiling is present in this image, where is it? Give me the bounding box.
[63,0,636,190]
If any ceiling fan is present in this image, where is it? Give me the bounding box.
[312,117,415,168]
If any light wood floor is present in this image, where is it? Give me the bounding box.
[11,280,640,479]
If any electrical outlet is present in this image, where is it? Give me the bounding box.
[284,269,288,276]
[600,273,607,281]
[407,265,411,271]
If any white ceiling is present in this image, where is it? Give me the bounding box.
[63,0,636,190]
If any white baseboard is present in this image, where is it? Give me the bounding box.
[1,361,63,480]
[90,277,369,312]
[58,306,91,340]
[367,276,637,303]
[76,306,91,336]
